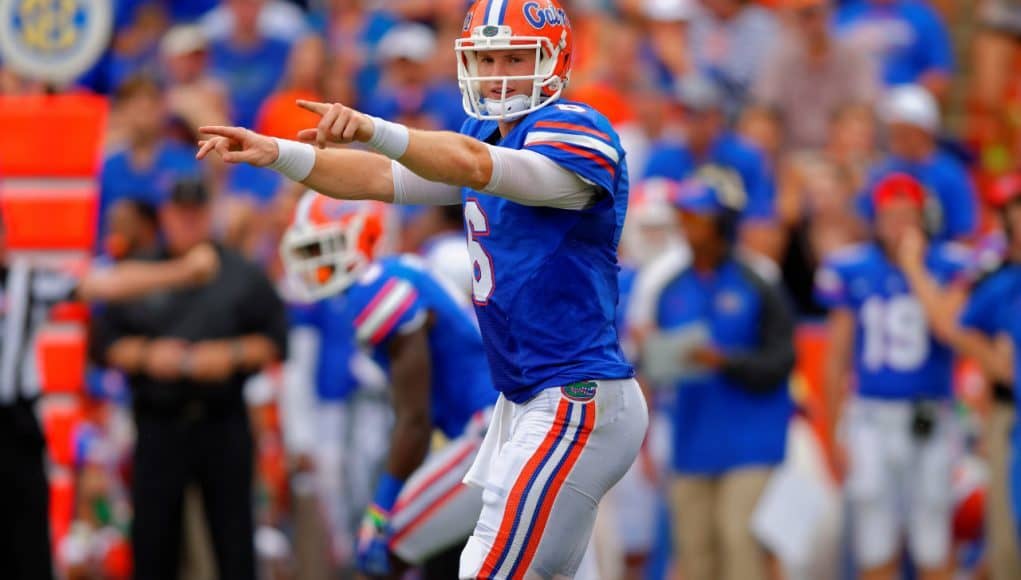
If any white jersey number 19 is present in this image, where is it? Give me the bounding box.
[861,295,929,371]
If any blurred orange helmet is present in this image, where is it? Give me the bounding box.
[456,0,573,120]
[280,192,390,300]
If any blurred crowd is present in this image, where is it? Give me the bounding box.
[5,0,1021,578]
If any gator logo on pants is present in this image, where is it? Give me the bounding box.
[561,381,597,402]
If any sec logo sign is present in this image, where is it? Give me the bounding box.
[0,0,112,84]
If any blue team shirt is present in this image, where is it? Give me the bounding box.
[657,258,792,474]
[289,299,360,402]
[344,255,496,438]
[364,82,468,132]
[227,163,282,206]
[835,0,954,86]
[458,101,635,403]
[998,277,1021,532]
[643,133,776,221]
[857,153,977,242]
[99,142,200,231]
[960,264,1021,337]
[815,242,969,400]
[209,37,292,127]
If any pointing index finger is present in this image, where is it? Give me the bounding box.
[198,126,248,140]
[297,100,332,116]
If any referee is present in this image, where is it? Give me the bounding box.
[0,198,230,579]
[0,219,55,579]
[91,180,288,580]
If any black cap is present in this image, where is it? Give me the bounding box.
[168,178,210,207]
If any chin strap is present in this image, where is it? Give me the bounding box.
[482,94,535,120]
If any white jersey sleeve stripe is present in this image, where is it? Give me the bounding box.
[355,279,416,344]
[523,131,620,163]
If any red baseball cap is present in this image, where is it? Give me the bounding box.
[989,173,1021,208]
[873,173,926,212]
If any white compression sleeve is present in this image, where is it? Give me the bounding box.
[482,144,597,210]
[391,160,463,206]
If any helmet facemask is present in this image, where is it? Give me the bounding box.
[281,217,368,302]
[456,25,567,121]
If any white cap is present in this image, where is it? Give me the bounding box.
[880,84,939,133]
[377,23,437,63]
[161,25,208,58]
[644,0,695,22]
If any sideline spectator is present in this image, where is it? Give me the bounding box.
[643,0,696,89]
[364,23,466,132]
[100,76,201,235]
[656,177,795,580]
[106,2,170,93]
[971,0,1021,112]
[201,0,308,43]
[752,0,878,151]
[208,0,294,127]
[90,180,287,580]
[645,75,781,259]
[309,0,399,107]
[688,0,779,114]
[858,85,977,242]
[161,24,230,136]
[835,0,955,99]
[255,36,326,141]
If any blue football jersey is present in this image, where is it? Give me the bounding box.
[815,242,969,400]
[459,100,635,403]
[345,255,496,438]
[288,298,361,402]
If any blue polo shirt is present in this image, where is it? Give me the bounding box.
[643,133,776,221]
[659,258,792,474]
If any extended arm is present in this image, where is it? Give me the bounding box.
[197,101,595,209]
[77,244,219,303]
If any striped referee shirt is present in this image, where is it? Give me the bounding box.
[0,259,77,405]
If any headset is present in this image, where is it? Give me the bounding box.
[693,164,747,243]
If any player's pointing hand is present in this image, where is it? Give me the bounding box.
[296,100,375,149]
[196,126,279,167]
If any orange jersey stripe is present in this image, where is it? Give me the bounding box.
[525,141,616,177]
[532,121,612,142]
[393,440,476,512]
[389,483,468,546]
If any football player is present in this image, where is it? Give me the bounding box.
[281,192,497,577]
[954,175,1021,578]
[816,173,969,580]
[198,1,647,577]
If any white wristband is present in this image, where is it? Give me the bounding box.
[367,116,410,160]
[268,138,316,182]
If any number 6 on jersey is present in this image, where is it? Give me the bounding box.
[464,199,495,305]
